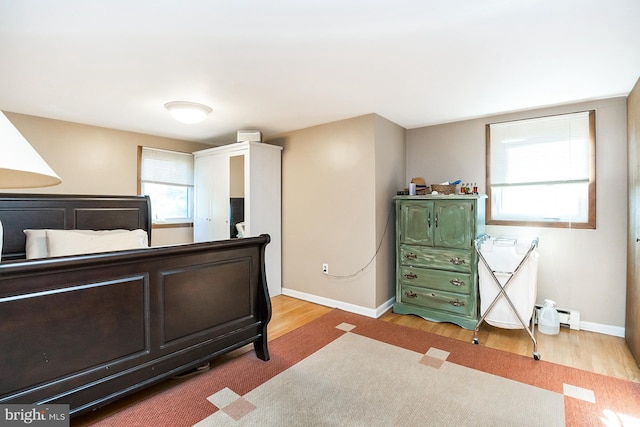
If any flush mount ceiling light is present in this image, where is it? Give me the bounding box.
[164,101,212,124]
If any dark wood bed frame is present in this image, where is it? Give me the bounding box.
[0,193,271,417]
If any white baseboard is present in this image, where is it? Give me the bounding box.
[579,321,625,338]
[281,288,394,319]
[281,289,626,338]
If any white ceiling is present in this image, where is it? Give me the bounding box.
[1,0,639,145]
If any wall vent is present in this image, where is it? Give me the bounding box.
[535,304,581,330]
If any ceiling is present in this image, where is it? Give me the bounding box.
[1,0,639,145]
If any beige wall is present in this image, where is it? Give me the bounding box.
[4,112,210,246]
[627,77,640,353]
[270,114,404,313]
[229,154,245,198]
[374,116,406,307]
[407,97,628,333]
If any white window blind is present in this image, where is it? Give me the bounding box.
[487,111,595,228]
[141,147,194,187]
[490,111,590,187]
[140,147,194,224]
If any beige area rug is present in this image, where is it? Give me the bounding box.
[196,330,563,426]
[83,309,640,427]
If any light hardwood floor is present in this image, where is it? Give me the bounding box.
[270,295,640,383]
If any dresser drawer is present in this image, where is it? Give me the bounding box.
[399,266,473,295]
[399,284,476,317]
[399,245,472,273]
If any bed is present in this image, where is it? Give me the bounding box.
[0,193,271,417]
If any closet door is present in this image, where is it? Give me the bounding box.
[193,155,213,242]
[627,78,640,367]
[193,153,230,242]
[209,153,231,241]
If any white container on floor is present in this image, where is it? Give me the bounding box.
[538,299,560,335]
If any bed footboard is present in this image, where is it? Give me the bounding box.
[0,235,271,416]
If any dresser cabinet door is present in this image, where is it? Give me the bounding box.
[399,200,434,246]
[434,200,474,249]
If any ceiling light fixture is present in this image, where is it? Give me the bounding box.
[164,101,212,124]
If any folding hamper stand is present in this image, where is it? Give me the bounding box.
[471,235,541,360]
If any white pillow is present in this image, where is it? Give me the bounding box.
[45,229,149,258]
[24,229,49,259]
[46,229,149,257]
[23,229,148,258]
[25,229,147,259]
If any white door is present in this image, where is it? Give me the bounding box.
[193,155,213,242]
[209,153,231,241]
[194,153,231,242]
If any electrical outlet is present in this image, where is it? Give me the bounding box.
[322,263,329,275]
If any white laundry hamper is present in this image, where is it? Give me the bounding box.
[478,238,539,329]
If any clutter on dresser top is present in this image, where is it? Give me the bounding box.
[398,178,479,196]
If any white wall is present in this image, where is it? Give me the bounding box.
[407,97,628,334]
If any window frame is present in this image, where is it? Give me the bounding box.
[486,110,596,229]
[137,146,194,229]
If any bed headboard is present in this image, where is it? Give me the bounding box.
[0,193,152,260]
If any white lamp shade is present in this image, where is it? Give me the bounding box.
[0,112,61,188]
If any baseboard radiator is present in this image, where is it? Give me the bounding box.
[534,304,581,330]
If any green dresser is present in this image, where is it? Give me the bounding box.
[393,195,486,329]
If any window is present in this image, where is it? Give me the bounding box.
[139,147,194,226]
[486,110,596,229]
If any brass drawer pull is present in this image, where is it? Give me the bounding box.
[405,253,417,260]
[404,291,418,298]
[449,279,465,287]
[404,272,418,279]
[449,257,465,265]
[426,293,465,307]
